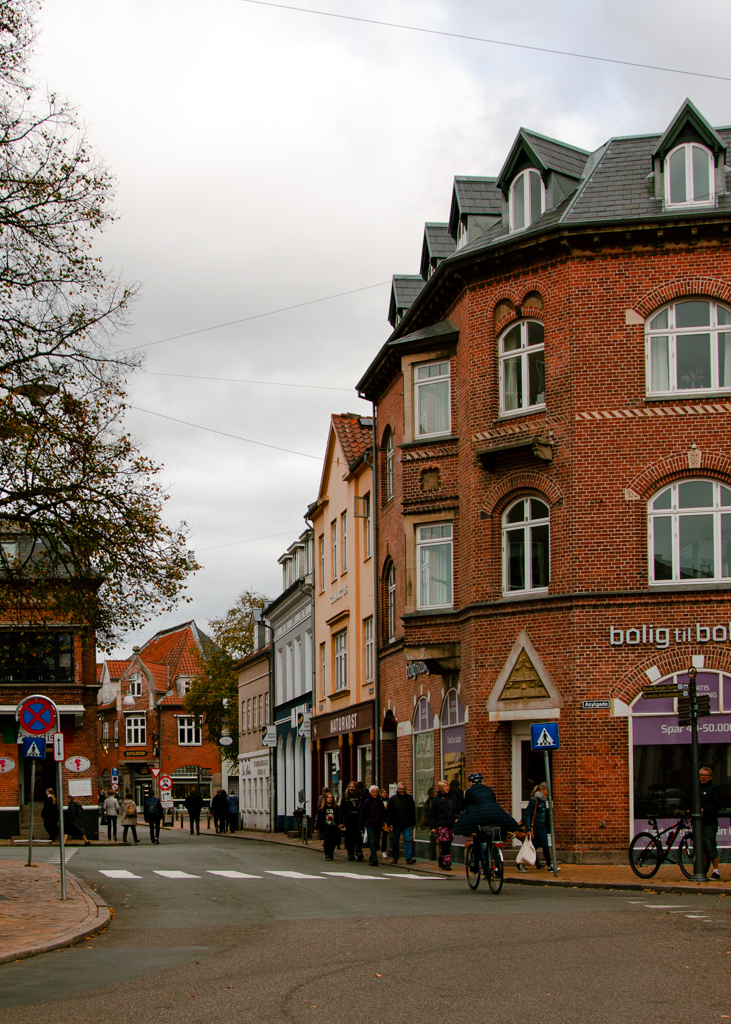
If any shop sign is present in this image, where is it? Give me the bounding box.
[406,661,429,680]
[330,585,348,604]
[122,749,148,758]
[633,713,731,745]
[311,704,374,740]
[610,622,731,650]
[581,700,610,710]
[261,725,277,747]
[441,724,465,750]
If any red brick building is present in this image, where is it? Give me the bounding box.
[358,100,731,862]
[97,621,223,810]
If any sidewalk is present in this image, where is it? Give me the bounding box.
[0,860,110,965]
[202,827,731,896]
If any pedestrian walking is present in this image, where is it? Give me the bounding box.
[144,790,164,844]
[340,780,364,861]
[521,783,554,872]
[103,791,120,842]
[210,789,228,833]
[359,785,386,866]
[428,779,458,870]
[120,790,140,844]
[41,787,59,841]
[64,793,90,845]
[449,779,465,813]
[184,786,204,835]
[316,792,341,860]
[379,787,391,860]
[317,786,331,811]
[700,766,722,880]
[227,790,240,833]
[387,782,417,865]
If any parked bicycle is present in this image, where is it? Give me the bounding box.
[465,825,504,893]
[629,814,708,879]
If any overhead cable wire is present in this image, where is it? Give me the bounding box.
[197,530,300,552]
[120,281,390,352]
[239,0,731,83]
[129,405,324,460]
[138,369,355,393]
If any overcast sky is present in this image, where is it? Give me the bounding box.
[31,0,731,657]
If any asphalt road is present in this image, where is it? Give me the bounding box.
[1,829,730,1023]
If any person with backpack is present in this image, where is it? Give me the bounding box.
[120,790,140,844]
[143,790,164,844]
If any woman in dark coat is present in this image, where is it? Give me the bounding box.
[210,789,229,833]
[454,773,521,837]
[428,779,459,870]
[340,781,364,861]
[522,783,553,871]
[64,794,89,845]
[41,787,59,841]
[316,792,341,860]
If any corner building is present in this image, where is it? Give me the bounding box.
[358,101,731,862]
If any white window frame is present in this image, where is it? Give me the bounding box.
[320,641,327,698]
[341,511,348,573]
[499,319,546,415]
[334,629,348,691]
[127,675,141,697]
[416,523,453,610]
[319,535,325,592]
[178,716,201,746]
[385,431,394,501]
[102,720,109,740]
[664,143,714,208]
[125,714,146,746]
[364,616,374,682]
[509,168,545,233]
[502,497,550,595]
[331,520,338,580]
[648,478,731,584]
[414,360,451,438]
[645,299,731,398]
[387,564,396,642]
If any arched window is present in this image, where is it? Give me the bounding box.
[649,478,731,583]
[646,299,731,397]
[503,497,550,594]
[384,429,394,501]
[665,143,714,208]
[412,695,434,733]
[440,690,465,792]
[509,169,544,232]
[441,689,465,726]
[387,563,396,642]
[499,319,545,414]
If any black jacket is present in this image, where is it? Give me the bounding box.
[387,792,416,829]
[316,801,341,832]
[211,792,228,815]
[701,781,723,828]
[428,791,458,829]
[41,796,58,824]
[359,794,385,830]
[454,783,520,835]
[184,792,204,814]
[340,792,363,828]
[144,796,164,821]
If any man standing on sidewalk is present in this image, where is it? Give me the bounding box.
[184,786,204,835]
[700,766,722,880]
[388,782,417,865]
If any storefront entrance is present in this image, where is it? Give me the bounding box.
[511,721,552,824]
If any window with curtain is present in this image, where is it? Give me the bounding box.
[646,299,731,396]
[509,168,544,232]
[384,430,394,500]
[665,143,714,207]
[503,497,550,594]
[387,564,396,641]
[499,319,545,414]
[417,523,453,608]
[415,361,450,437]
[649,479,731,583]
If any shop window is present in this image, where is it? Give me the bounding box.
[178,716,201,745]
[499,319,545,415]
[502,497,550,594]
[125,715,146,746]
[412,697,435,834]
[441,690,465,797]
[415,360,450,438]
[509,168,544,232]
[357,744,373,787]
[665,143,714,207]
[416,523,453,609]
[646,300,731,397]
[649,478,731,583]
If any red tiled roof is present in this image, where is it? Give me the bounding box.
[332,414,372,471]
[96,663,102,682]
[105,659,130,680]
[135,622,205,689]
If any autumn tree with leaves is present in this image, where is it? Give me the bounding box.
[0,1,198,648]
[184,589,268,765]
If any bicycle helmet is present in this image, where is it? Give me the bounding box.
[467,772,483,784]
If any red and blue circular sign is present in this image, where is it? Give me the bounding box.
[18,696,56,735]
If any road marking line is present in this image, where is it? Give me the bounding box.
[320,872,388,881]
[99,870,141,879]
[153,870,201,878]
[643,904,689,908]
[206,871,263,879]
[382,873,445,880]
[685,914,709,918]
[265,871,324,879]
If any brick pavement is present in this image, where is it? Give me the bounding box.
[0,860,110,965]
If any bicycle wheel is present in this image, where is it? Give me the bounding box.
[629,832,662,878]
[465,842,481,890]
[487,845,504,894]
[678,833,710,879]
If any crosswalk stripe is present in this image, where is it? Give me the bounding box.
[321,872,387,881]
[382,873,444,880]
[265,870,324,879]
[207,870,263,879]
[99,870,141,879]
[153,870,201,878]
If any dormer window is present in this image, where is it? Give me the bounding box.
[665,143,714,207]
[509,169,544,232]
[456,217,468,250]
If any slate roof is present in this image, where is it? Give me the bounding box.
[453,176,503,215]
[332,413,372,472]
[389,274,426,325]
[522,129,590,179]
[424,222,455,259]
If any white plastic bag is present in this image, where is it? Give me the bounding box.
[516,835,537,866]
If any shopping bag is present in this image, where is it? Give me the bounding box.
[516,835,537,866]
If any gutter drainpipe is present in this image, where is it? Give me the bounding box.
[361,400,380,787]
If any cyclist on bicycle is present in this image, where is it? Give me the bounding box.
[454,772,522,838]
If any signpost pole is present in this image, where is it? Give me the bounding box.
[56,709,66,900]
[27,759,36,867]
[543,749,558,878]
[687,667,706,882]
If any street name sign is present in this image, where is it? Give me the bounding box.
[531,722,560,751]
[581,700,610,710]
[22,737,45,759]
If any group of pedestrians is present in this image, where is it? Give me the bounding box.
[314,780,420,867]
[98,789,165,844]
[208,788,239,833]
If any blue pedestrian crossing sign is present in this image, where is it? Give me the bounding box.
[530,722,560,751]
[23,736,46,760]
